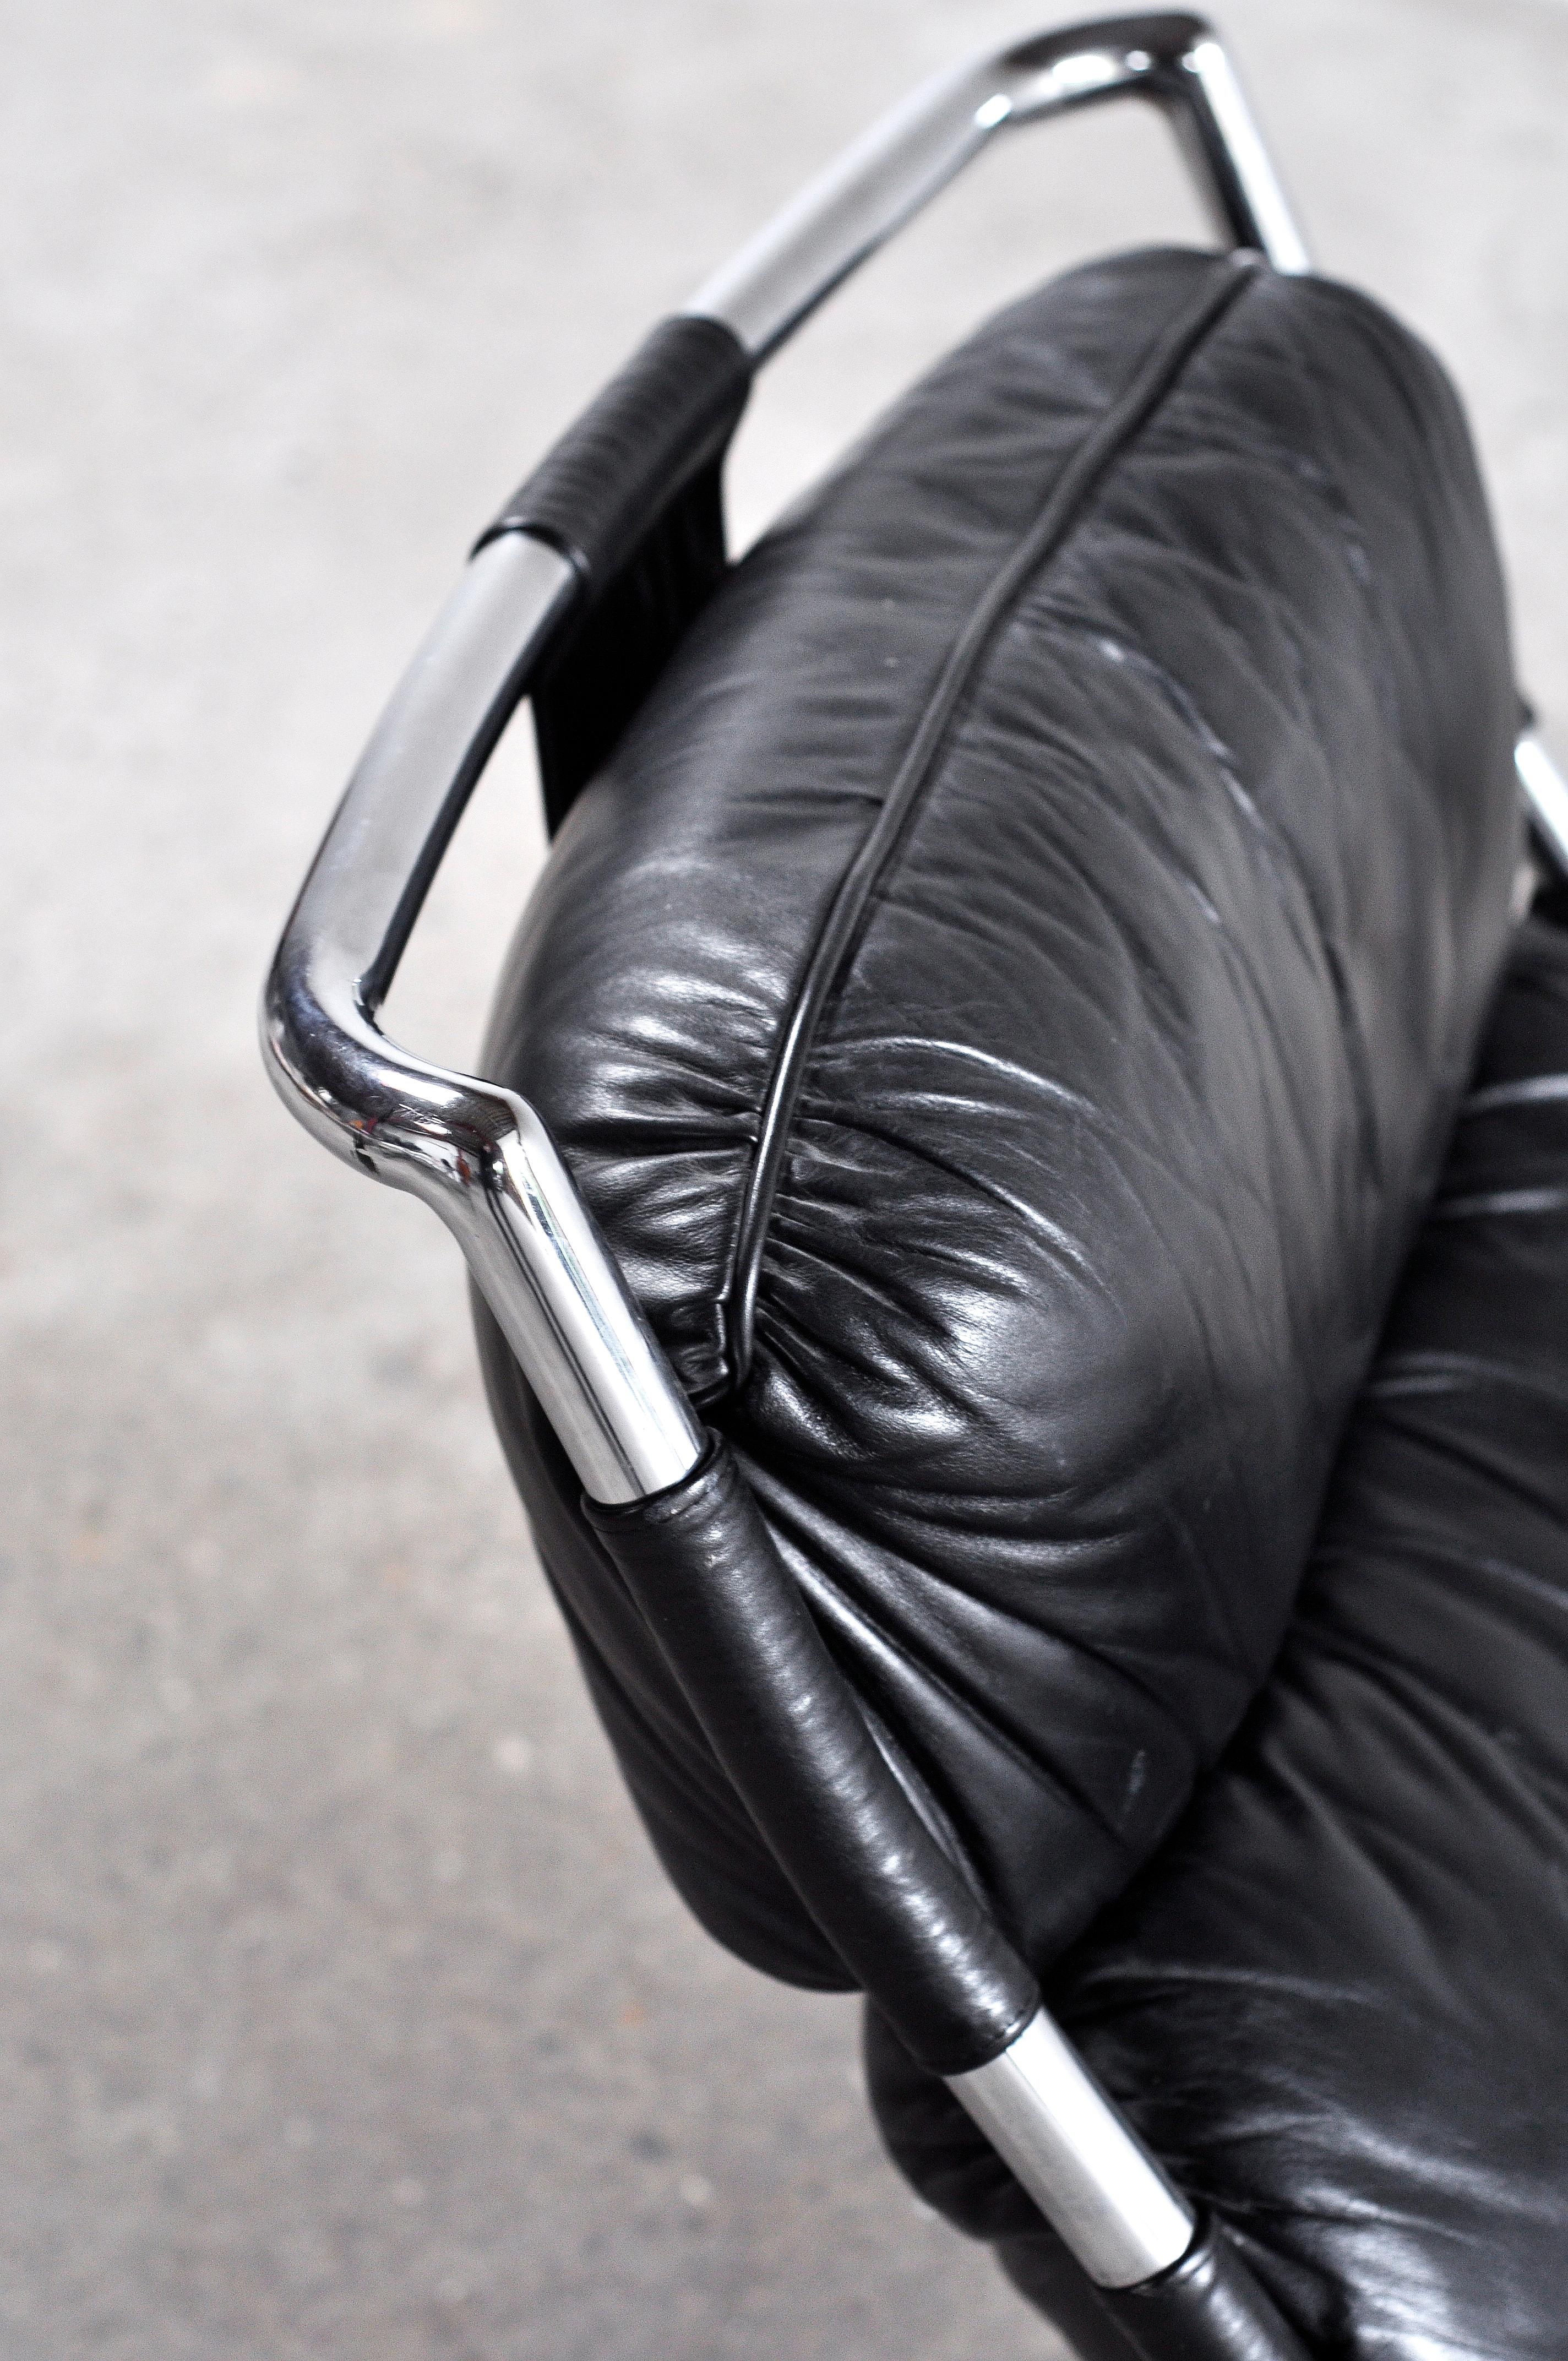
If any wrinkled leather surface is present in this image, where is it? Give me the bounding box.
[868,916,1568,2357]
[480,246,1521,2005]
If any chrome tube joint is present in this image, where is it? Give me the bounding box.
[948,2008,1195,2287]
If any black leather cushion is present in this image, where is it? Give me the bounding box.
[867,913,1568,2358]
[477,244,1520,1997]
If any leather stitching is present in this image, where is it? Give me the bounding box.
[716,253,1264,1397]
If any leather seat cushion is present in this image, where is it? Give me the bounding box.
[866,915,1568,2359]
[477,245,1520,1989]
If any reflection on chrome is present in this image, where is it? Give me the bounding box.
[949,2007,1195,2287]
[260,531,706,1505]
[1518,731,1568,882]
[684,13,1311,358]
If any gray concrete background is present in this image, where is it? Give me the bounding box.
[3,2,1565,2355]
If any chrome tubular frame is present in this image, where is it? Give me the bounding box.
[261,8,1566,2301]
[263,11,1313,1514]
[686,12,1310,356]
[264,531,707,1504]
[950,2008,1195,2284]
[1518,730,1568,878]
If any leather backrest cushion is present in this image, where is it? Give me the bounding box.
[478,247,1521,1988]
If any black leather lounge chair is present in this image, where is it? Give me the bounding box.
[265,18,1568,2357]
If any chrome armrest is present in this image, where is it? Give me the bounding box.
[263,532,706,1503]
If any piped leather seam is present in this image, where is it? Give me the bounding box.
[716,253,1264,1397]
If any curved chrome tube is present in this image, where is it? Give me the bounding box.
[685,12,1309,357]
[262,532,707,1502]
[262,11,1309,1506]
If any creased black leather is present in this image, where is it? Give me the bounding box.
[585,1437,1038,2074]
[480,246,1520,2007]
[867,917,1568,2358]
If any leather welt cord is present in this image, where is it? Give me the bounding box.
[587,1433,1041,2075]
[721,253,1263,1391]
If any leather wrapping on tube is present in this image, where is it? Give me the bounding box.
[478,314,751,583]
[478,315,752,836]
[998,2219,1310,2361]
[586,1436,1039,2076]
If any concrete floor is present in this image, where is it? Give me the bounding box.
[3,2,1565,2355]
